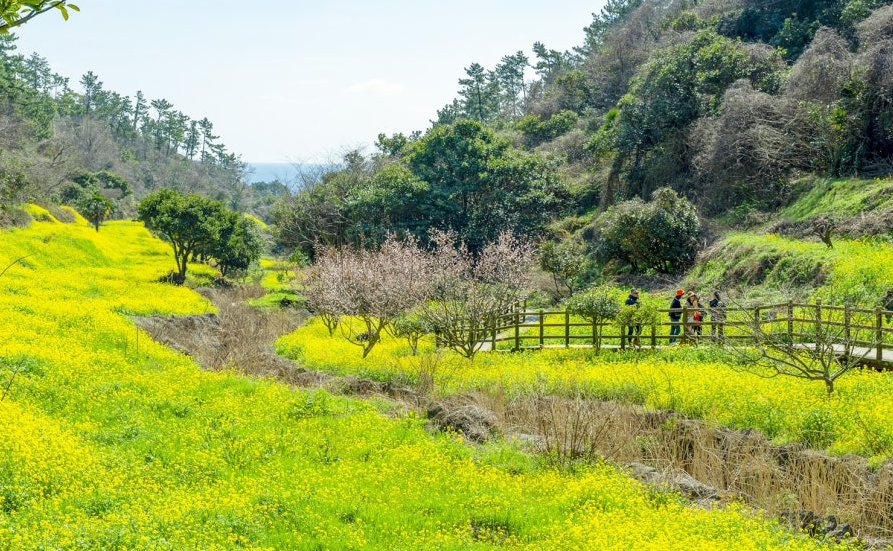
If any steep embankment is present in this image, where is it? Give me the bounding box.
[687,178,893,303]
[1,216,856,549]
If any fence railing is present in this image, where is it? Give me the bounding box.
[469,300,893,366]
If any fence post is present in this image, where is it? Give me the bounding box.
[844,304,852,356]
[754,306,761,345]
[491,317,497,350]
[514,311,520,351]
[681,305,688,345]
[815,299,823,353]
[565,311,570,348]
[787,300,794,343]
[877,307,884,362]
[539,309,544,348]
[650,322,656,349]
[592,319,597,348]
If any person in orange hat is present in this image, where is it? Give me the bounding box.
[669,288,684,344]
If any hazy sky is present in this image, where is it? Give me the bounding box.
[13,1,606,163]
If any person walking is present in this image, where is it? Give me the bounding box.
[686,292,703,337]
[625,287,641,347]
[708,290,726,339]
[669,289,684,344]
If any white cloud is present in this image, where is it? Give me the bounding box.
[346,79,405,97]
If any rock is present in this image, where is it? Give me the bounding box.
[661,469,718,500]
[380,381,414,399]
[827,523,852,539]
[820,515,839,535]
[627,461,659,483]
[861,535,893,549]
[426,402,499,443]
[341,376,385,396]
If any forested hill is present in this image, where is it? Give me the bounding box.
[0,34,285,226]
[273,0,893,265]
[3,0,893,270]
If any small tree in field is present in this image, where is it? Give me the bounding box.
[616,302,657,348]
[78,192,112,232]
[138,189,231,284]
[564,286,620,354]
[305,234,432,358]
[421,231,535,359]
[208,215,264,279]
[389,308,433,355]
[65,170,132,232]
[731,299,879,394]
[301,257,342,335]
[539,238,589,297]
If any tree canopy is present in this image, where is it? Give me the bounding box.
[137,188,261,283]
[273,121,568,258]
[1,1,78,32]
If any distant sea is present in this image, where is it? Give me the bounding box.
[244,162,299,185]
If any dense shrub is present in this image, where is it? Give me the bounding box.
[590,187,701,274]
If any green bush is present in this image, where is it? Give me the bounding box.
[591,187,701,274]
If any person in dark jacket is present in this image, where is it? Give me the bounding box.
[708,290,726,339]
[625,287,641,346]
[669,289,684,344]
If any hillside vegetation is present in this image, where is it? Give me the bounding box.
[272,0,893,282]
[0,34,285,226]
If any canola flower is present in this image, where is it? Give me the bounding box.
[280,317,893,460]
[0,213,857,549]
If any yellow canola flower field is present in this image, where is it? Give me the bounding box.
[0,216,855,549]
[280,316,893,460]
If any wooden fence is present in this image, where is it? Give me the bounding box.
[474,300,893,367]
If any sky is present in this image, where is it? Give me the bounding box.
[13,1,606,164]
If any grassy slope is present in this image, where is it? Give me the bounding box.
[687,233,893,303]
[0,216,853,549]
[779,177,893,221]
[686,177,893,302]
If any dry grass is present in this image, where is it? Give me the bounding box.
[499,392,893,541]
[136,283,309,382]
